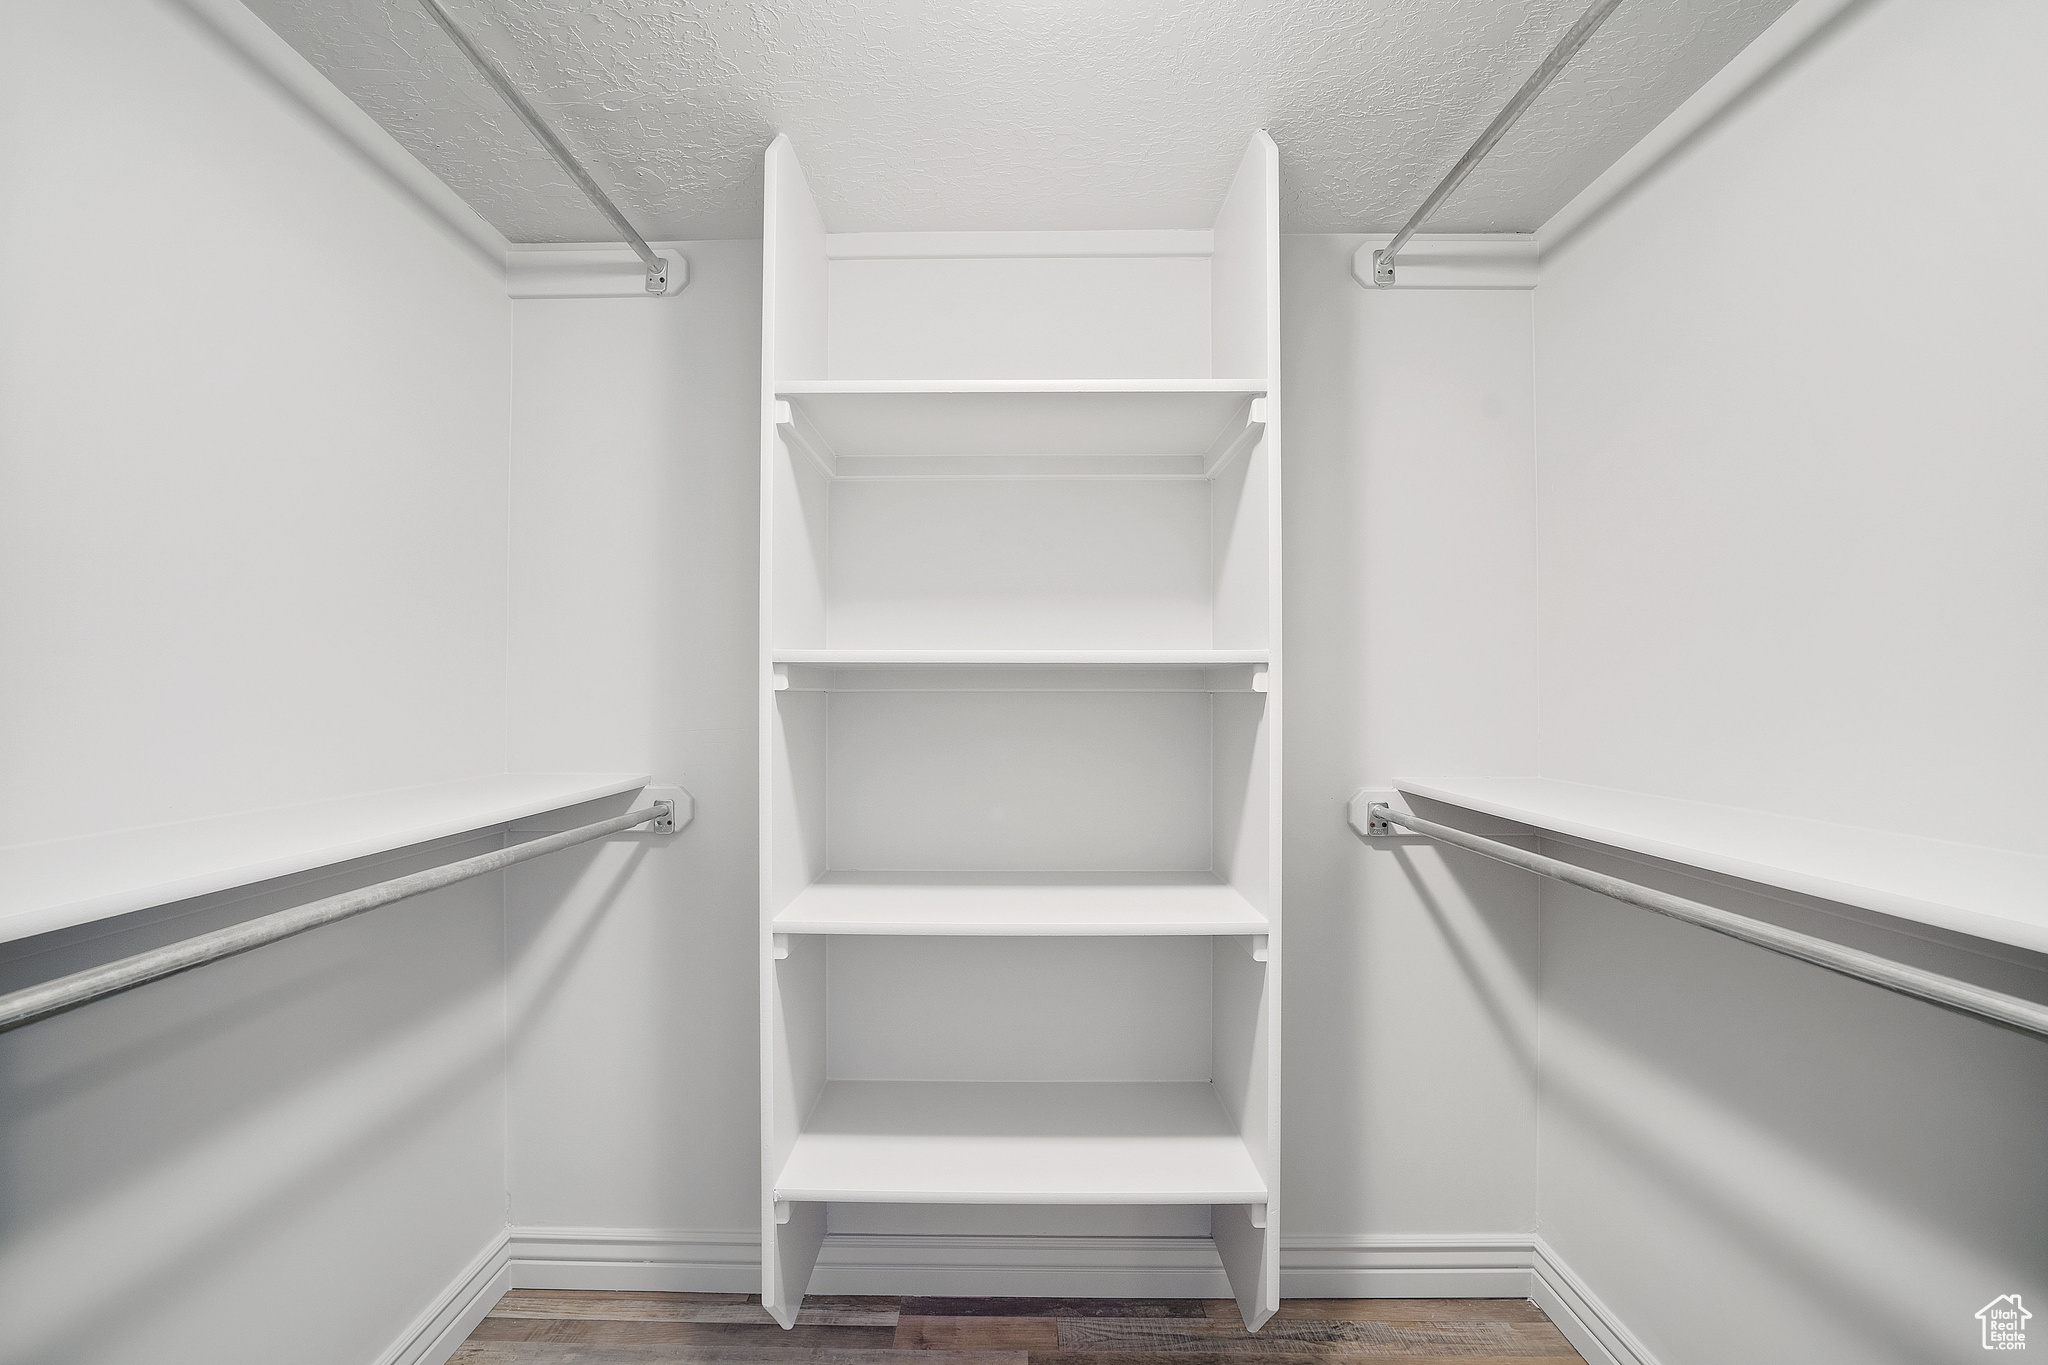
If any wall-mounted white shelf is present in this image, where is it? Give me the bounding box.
[772,872,1268,936]
[776,381,1265,477]
[773,1080,1268,1204]
[774,655,1269,695]
[0,772,650,946]
[775,648,1268,667]
[1394,776,2048,956]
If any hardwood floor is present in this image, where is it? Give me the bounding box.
[453,1292,1588,1363]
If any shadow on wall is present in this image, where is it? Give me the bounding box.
[0,837,644,1363]
[1411,836,2048,1364]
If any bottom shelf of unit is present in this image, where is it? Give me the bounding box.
[773,1080,1266,1205]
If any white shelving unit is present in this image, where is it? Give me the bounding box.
[758,133,1282,1328]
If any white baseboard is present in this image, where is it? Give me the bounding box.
[506,1226,762,1293]
[1281,1234,1543,1298]
[1531,1236,1663,1365]
[384,1225,1654,1365]
[498,1226,1546,1299]
[375,1232,512,1365]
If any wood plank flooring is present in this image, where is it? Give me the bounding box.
[454,1292,1588,1363]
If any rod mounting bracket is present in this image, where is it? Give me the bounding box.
[644,786,693,835]
[1372,249,1395,287]
[1348,789,1405,838]
[645,258,669,295]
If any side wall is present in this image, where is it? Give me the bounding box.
[503,241,764,1251]
[0,3,514,1361]
[1282,237,1543,1273]
[1533,1,2048,1360]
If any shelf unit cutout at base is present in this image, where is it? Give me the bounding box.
[773,1080,1268,1205]
[772,871,1269,936]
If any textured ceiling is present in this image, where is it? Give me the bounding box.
[247,0,1795,241]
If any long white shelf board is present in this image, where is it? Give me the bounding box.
[773,872,1269,936]
[0,772,650,946]
[776,380,1265,466]
[774,1080,1267,1204]
[1394,776,2048,956]
[774,649,1268,668]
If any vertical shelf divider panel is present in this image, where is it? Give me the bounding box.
[759,131,1281,1331]
[1206,131,1282,1330]
[760,133,831,1325]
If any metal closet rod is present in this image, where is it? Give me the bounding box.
[0,801,673,1034]
[1365,804,2048,1040]
[415,0,669,295]
[1373,0,1627,286]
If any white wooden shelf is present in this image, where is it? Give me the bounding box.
[773,1080,1267,1204]
[773,649,1268,667]
[1394,776,2048,956]
[773,651,1271,694]
[773,872,1269,936]
[0,772,650,946]
[775,380,1265,476]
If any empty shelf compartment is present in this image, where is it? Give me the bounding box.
[773,1080,1267,1204]
[773,871,1269,935]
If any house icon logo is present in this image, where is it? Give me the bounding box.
[1978,1295,2030,1351]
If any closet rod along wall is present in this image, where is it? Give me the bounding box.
[1372,0,1627,285]
[1362,804,2048,1039]
[0,800,679,1033]
[414,0,672,294]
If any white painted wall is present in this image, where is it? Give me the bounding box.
[1536,0,2048,856]
[0,1,512,846]
[1281,236,1542,1250]
[0,3,513,1360]
[0,839,509,1365]
[502,242,764,1241]
[1532,0,2048,1359]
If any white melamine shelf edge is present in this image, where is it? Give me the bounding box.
[773,649,1269,667]
[772,872,1269,936]
[1393,776,2048,957]
[775,383,1268,470]
[772,1080,1268,1204]
[775,379,1266,395]
[824,229,1215,260]
[0,772,651,946]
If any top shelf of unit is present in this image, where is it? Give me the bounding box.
[774,380,1267,477]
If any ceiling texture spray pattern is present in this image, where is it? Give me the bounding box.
[247,0,1794,241]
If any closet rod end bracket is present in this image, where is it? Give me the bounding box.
[645,786,693,835]
[1348,789,1404,839]
[1371,250,1395,287]
[645,258,670,295]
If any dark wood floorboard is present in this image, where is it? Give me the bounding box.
[454,1293,1586,1364]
